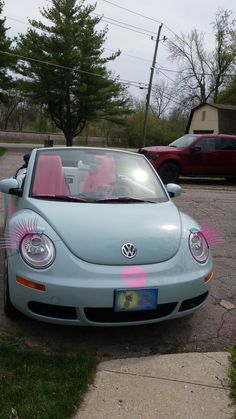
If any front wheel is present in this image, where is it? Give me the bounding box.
[4,252,18,318]
[225,177,236,184]
[158,162,180,184]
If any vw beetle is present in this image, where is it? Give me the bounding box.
[0,147,213,325]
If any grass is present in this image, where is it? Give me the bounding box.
[0,335,235,418]
[230,347,236,407]
[0,147,6,157]
[0,335,97,419]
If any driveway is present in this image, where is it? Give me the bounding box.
[0,148,235,358]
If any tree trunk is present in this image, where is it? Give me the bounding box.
[65,132,73,147]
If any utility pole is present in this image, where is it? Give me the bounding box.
[142,23,163,148]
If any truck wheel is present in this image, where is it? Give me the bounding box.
[4,252,18,318]
[225,177,236,184]
[158,163,180,184]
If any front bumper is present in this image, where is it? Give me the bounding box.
[7,239,213,326]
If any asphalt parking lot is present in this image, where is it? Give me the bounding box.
[0,148,235,358]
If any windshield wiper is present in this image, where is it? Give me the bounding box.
[32,195,89,202]
[95,197,156,203]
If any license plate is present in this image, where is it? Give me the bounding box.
[114,288,158,312]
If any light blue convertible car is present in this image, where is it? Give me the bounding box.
[0,147,213,326]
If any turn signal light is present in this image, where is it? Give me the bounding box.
[16,276,46,291]
[204,272,214,283]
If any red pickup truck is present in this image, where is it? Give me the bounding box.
[138,134,236,183]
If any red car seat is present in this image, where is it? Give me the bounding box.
[83,155,116,193]
[33,155,69,196]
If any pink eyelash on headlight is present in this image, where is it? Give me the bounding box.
[0,218,45,250]
[190,223,224,246]
[200,223,224,246]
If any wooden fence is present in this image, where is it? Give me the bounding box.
[0,130,126,147]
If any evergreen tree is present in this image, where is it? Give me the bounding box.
[17,0,130,146]
[0,0,14,105]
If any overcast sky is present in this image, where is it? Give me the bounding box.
[4,0,236,98]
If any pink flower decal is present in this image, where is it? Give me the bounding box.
[121,266,147,288]
[0,218,45,250]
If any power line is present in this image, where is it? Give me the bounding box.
[5,16,29,26]
[6,13,170,78]
[162,23,216,53]
[5,13,155,65]
[102,0,162,24]
[150,84,184,106]
[6,11,155,39]
[154,91,183,106]
[5,15,236,81]
[5,13,153,62]
[5,13,154,61]
[0,49,148,89]
[96,16,154,37]
[105,47,151,63]
[100,1,198,52]
[101,18,152,37]
[155,64,236,77]
[162,23,186,43]
[3,15,154,88]
[116,75,148,88]
[157,68,176,83]
[93,12,156,36]
[155,66,183,74]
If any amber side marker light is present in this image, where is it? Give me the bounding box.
[204,272,214,283]
[16,276,46,291]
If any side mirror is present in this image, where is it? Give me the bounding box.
[190,145,201,153]
[0,178,22,196]
[166,183,182,198]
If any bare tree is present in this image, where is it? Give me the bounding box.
[210,10,236,102]
[167,9,236,106]
[168,30,209,103]
[151,79,176,117]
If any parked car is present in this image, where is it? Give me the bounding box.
[139,134,236,183]
[0,147,213,326]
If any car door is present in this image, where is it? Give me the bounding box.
[215,137,236,175]
[188,137,217,174]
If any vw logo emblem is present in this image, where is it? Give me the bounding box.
[121,243,137,259]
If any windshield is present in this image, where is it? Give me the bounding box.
[30,148,168,203]
[169,134,197,148]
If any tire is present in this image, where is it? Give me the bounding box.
[225,177,236,184]
[158,162,180,184]
[4,251,18,318]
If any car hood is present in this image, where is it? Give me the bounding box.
[26,199,182,265]
[142,146,182,153]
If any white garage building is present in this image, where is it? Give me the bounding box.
[186,103,236,135]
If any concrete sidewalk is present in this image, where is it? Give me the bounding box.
[75,352,234,419]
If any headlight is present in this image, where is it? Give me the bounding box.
[147,153,159,160]
[189,232,209,263]
[20,234,55,269]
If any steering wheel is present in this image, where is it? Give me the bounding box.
[110,179,133,197]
